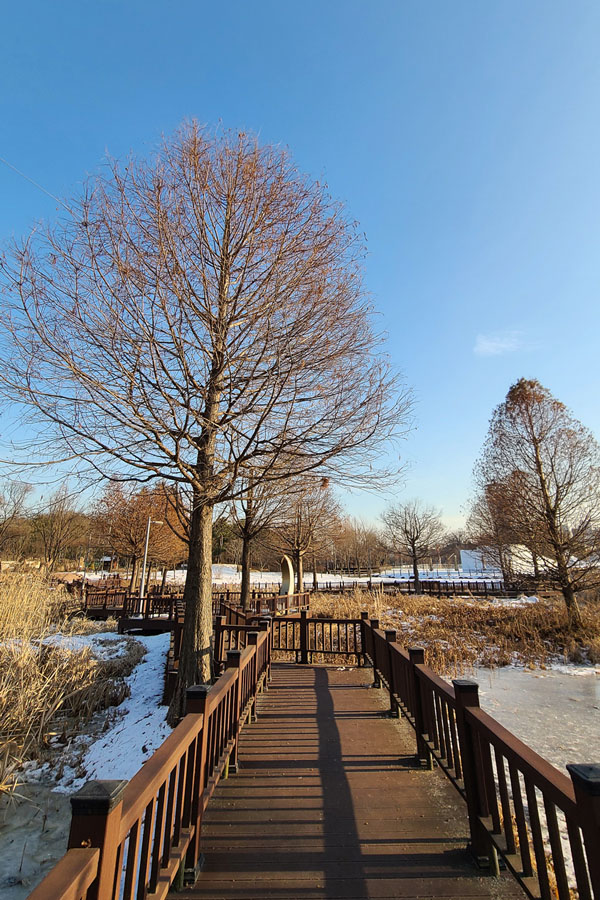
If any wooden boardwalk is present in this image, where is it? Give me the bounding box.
[175,664,524,900]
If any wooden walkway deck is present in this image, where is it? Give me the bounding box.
[174,664,524,900]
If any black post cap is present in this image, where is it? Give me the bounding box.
[70,779,127,815]
[453,679,480,693]
[567,764,600,796]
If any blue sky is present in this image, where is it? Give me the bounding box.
[1,1,599,527]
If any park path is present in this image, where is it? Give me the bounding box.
[174,664,523,900]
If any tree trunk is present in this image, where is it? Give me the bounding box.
[129,556,138,593]
[294,549,303,592]
[312,552,317,590]
[167,498,214,724]
[240,534,251,611]
[531,438,583,629]
[412,552,420,594]
[498,550,511,586]
[532,552,540,579]
[160,566,168,594]
[556,562,583,629]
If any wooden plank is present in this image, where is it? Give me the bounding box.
[172,664,523,900]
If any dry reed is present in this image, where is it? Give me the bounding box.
[310,588,600,677]
[0,574,142,796]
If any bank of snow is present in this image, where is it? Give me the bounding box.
[23,632,172,792]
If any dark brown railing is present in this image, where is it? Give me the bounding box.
[361,614,600,899]
[211,591,309,618]
[83,588,184,620]
[270,610,364,664]
[28,628,271,900]
[312,579,523,598]
[27,610,600,900]
[84,588,308,623]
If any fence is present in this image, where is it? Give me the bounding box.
[84,589,309,623]
[28,628,271,900]
[26,610,600,900]
[270,610,364,664]
[312,579,519,597]
[361,614,600,899]
[83,589,184,620]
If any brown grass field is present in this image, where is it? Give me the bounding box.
[310,588,600,676]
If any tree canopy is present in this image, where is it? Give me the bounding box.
[475,378,600,627]
[0,123,411,716]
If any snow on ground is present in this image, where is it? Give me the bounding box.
[42,631,132,660]
[1,632,171,898]
[85,565,505,587]
[65,633,170,789]
[21,632,172,792]
[62,633,171,790]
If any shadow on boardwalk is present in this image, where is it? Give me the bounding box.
[174,664,524,899]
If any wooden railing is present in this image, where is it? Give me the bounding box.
[211,591,309,618]
[28,609,600,899]
[312,579,520,597]
[268,610,364,664]
[84,589,308,623]
[28,628,271,900]
[361,614,600,899]
[83,589,184,620]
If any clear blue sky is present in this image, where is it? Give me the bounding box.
[2,1,599,528]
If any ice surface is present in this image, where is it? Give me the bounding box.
[476,664,600,772]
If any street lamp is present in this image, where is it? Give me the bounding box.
[140,517,163,616]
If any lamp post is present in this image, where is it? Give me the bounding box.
[140,517,163,617]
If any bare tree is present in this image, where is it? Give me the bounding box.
[96,483,186,591]
[475,378,600,628]
[0,124,411,719]
[30,486,84,572]
[230,472,292,609]
[271,479,342,591]
[381,500,445,592]
[0,480,31,558]
[466,482,516,583]
[334,517,384,576]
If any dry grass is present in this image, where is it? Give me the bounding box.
[310,588,600,677]
[0,574,142,796]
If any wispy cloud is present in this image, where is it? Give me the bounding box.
[473,330,532,357]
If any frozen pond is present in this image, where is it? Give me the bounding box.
[475,664,600,773]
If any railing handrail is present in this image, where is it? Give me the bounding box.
[118,712,203,840]
[465,705,578,813]
[362,615,600,898]
[27,624,272,900]
[27,848,100,900]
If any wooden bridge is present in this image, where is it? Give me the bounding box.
[28,615,600,900]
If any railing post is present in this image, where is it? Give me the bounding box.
[408,648,432,768]
[227,650,242,772]
[360,611,368,667]
[67,779,127,900]
[453,679,491,864]
[370,619,380,686]
[385,630,398,716]
[259,618,272,683]
[213,615,226,676]
[299,609,309,664]
[567,764,600,896]
[184,684,211,879]
[246,632,260,717]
